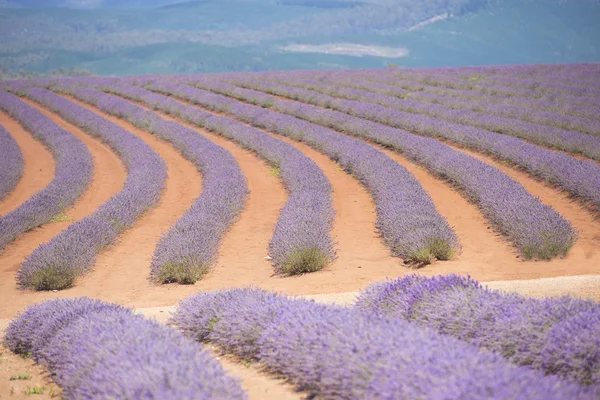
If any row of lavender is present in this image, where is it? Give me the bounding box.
[50,83,250,283]
[0,91,93,253]
[176,77,575,260]
[270,72,600,157]
[361,68,600,123]
[293,68,600,126]
[131,78,460,263]
[393,67,600,100]
[223,75,600,214]
[15,87,167,290]
[356,275,600,386]
[0,123,23,201]
[4,297,245,399]
[170,282,599,399]
[356,71,600,135]
[50,81,336,276]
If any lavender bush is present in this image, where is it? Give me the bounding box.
[355,274,600,386]
[49,82,248,284]
[0,90,92,251]
[146,79,460,264]
[182,78,575,260]
[64,80,335,275]
[4,298,246,399]
[228,77,600,214]
[0,123,24,201]
[15,87,166,290]
[171,288,596,400]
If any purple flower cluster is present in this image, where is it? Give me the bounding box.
[4,297,246,399]
[355,274,600,386]
[279,76,600,159]
[187,77,575,260]
[0,123,24,201]
[82,79,336,275]
[230,77,600,214]
[0,90,92,251]
[153,78,460,264]
[16,87,166,290]
[171,287,595,400]
[50,82,248,284]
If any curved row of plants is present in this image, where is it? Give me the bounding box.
[355,274,600,386]
[285,69,600,137]
[0,90,92,252]
[224,77,600,214]
[180,78,576,261]
[4,297,246,399]
[60,81,336,276]
[276,74,600,156]
[51,82,249,284]
[15,87,166,290]
[397,69,600,101]
[365,70,600,122]
[0,123,24,201]
[142,79,460,264]
[170,287,596,400]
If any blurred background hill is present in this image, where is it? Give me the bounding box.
[1,0,599,78]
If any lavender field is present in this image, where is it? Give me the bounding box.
[1,63,599,399]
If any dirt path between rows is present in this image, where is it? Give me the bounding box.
[0,99,127,319]
[0,111,54,215]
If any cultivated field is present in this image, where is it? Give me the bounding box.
[0,63,599,399]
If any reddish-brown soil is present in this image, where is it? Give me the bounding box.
[0,111,54,215]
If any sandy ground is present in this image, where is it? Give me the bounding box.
[1,89,600,399]
[0,110,55,216]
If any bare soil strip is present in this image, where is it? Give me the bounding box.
[0,100,127,319]
[0,111,54,215]
[0,342,61,399]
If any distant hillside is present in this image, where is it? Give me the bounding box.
[0,0,598,77]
